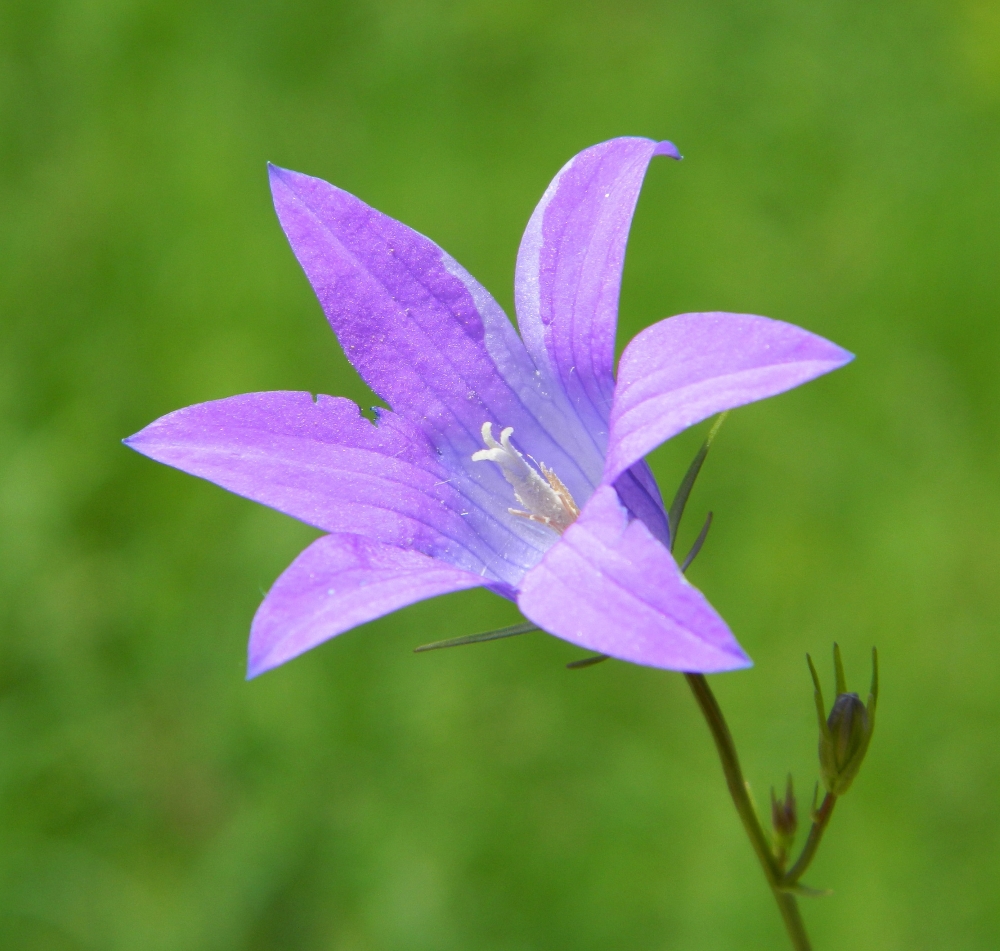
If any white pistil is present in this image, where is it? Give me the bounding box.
[471,423,580,533]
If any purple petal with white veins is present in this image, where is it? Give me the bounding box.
[125,391,545,585]
[268,165,606,513]
[248,533,485,677]
[604,312,854,484]
[515,137,680,455]
[517,485,751,673]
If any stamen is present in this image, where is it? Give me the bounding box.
[472,423,580,534]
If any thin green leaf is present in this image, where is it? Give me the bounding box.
[414,621,539,653]
[667,412,728,551]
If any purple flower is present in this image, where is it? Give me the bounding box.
[126,138,852,678]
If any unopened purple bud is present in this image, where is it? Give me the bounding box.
[821,692,871,794]
[808,645,878,796]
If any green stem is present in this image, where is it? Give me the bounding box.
[784,792,837,886]
[685,674,812,951]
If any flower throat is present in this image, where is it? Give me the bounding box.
[472,423,580,534]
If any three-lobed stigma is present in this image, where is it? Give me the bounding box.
[472,423,580,533]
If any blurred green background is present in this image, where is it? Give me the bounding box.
[2,0,999,948]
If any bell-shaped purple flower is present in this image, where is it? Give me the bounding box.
[126,138,852,678]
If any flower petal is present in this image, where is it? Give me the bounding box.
[604,312,854,484]
[125,391,541,584]
[248,534,485,677]
[268,165,605,509]
[517,485,751,673]
[514,137,680,451]
[612,462,670,546]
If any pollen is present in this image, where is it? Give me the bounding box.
[472,423,580,533]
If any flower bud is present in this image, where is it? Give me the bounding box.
[808,645,878,796]
[770,774,797,866]
[821,692,870,794]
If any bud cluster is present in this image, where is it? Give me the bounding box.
[770,775,798,868]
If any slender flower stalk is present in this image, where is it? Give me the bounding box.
[667,425,876,949]
[684,646,877,948]
[685,673,813,951]
[785,791,837,886]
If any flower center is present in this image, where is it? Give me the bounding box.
[471,423,580,534]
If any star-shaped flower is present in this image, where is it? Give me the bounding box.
[126,137,852,678]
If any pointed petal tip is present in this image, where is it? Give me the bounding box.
[653,641,753,674]
[836,346,857,367]
[267,163,311,200]
[653,140,683,160]
[620,648,754,674]
[810,342,855,376]
[591,638,753,674]
[701,647,754,674]
[245,653,271,680]
[121,426,152,454]
[632,637,753,674]
[604,313,858,485]
[267,162,293,191]
[246,631,296,679]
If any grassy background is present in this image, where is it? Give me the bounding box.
[3,0,1000,948]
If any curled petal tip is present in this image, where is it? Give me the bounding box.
[654,140,683,160]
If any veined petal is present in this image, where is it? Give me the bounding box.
[517,485,750,673]
[268,165,604,512]
[604,312,854,484]
[515,137,680,454]
[612,461,670,546]
[248,534,485,677]
[124,391,542,585]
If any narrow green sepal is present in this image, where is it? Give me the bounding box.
[667,412,728,551]
[680,511,713,573]
[833,642,847,696]
[806,654,830,741]
[414,621,539,653]
[566,654,610,670]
